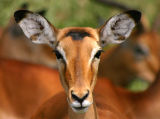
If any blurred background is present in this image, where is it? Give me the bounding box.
[0,0,160,92]
[1,1,160,119]
[0,0,160,28]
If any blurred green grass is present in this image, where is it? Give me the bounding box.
[126,78,150,92]
[0,0,112,28]
[0,0,159,28]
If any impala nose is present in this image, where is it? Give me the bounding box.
[71,90,89,103]
[70,89,92,113]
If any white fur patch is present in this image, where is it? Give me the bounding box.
[82,100,92,107]
[88,47,101,66]
[56,46,67,63]
[71,101,81,107]
[18,13,56,46]
[70,101,90,113]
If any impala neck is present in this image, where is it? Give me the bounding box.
[68,99,98,119]
[133,71,160,118]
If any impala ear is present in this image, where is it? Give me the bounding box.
[99,10,141,47]
[14,10,57,48]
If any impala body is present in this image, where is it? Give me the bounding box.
[0,58,63,119]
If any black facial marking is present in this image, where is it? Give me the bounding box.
[126,10,141,24]
[14,10,31,23]
[66,30,90,40]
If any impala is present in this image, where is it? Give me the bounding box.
[98,31,160,87]
[0,5,57,68]
[30,71,160,119]
[97,0,160,87]
[0,60,160,119]
[14,10,141,119]
[0,58,63,119]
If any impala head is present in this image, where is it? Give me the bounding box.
[119,32,160,83]
[14,10,141,113]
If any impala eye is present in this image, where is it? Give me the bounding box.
[134,44,149,57]
[53,50,64,60]
[94,50,103,59]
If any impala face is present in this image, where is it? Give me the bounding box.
[56,27,101,113]
[14,10,141,113]
[119,32,160,83]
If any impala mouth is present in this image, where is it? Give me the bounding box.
[74,106,88,110]
[68,98,92,113]
[71,106,89,113]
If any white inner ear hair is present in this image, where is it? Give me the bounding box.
[101,14,135,45]
[19,13,56,46]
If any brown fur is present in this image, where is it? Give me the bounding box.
[32,73,160,119]
[0,27,2,38]
[98,31,160,86]
[1,13,155,88]
[0,17,57,68]
[13,10,143,119]
[0,58,63,119]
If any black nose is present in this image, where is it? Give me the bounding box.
[71,90,89,103]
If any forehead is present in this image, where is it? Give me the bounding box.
[57,27,99,41]
[57,27,100,53]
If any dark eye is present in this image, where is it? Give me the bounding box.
[54,50,63,60]
[134,45,149,56]
[94,50,103,59]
